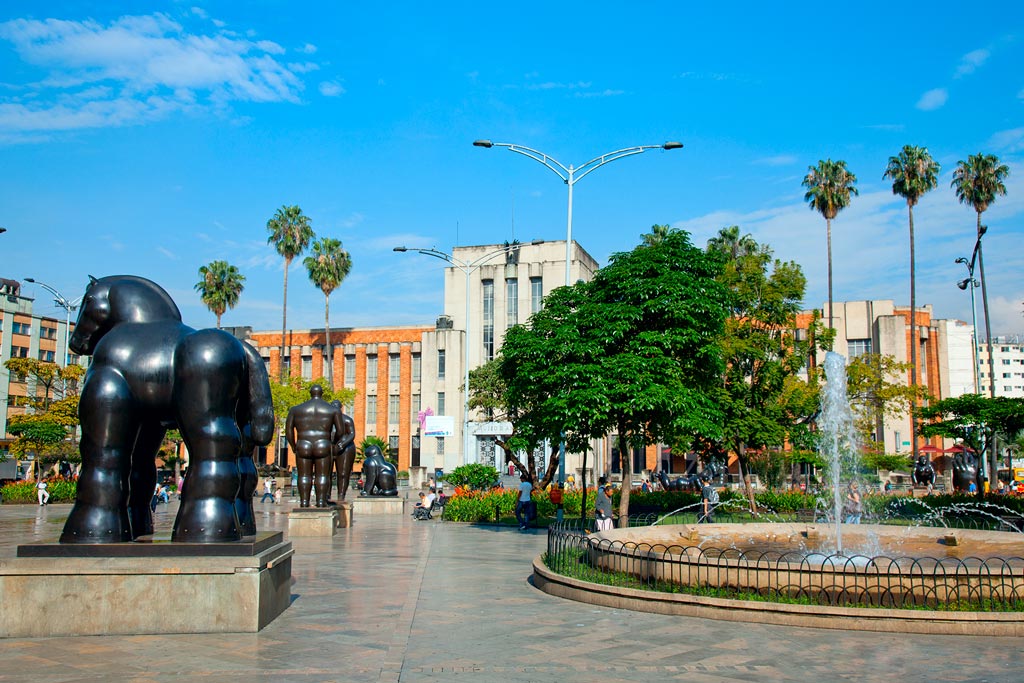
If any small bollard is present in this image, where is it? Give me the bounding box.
[944,533,960,546]
[804,527,820,541]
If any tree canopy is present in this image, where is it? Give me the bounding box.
[195,260,245,329]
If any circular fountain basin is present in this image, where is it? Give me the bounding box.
[534,523,1024,635]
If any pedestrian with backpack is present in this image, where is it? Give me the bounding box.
[700,476,719,523]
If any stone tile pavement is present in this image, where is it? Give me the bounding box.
[0,500,1021,682]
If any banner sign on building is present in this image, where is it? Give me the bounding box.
[423,415,455,437]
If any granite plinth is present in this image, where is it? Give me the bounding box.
[336,501,353,528]
[352,496,406,515]
[288,507,339,536]
[0,534,293,637]
[17,531,284,558]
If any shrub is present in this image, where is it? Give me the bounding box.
[1,477,77,504]
[445,463,500,491]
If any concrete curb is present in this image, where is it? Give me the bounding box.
[532,556,1024,636]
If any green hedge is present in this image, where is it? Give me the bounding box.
[1,478,77,504]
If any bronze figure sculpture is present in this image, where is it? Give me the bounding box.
[62,275,274,543]
[360,444,398,496]
[285,385,344,507]
[329,400,357,502]
[952,450,982,492]
[912,455,936,488]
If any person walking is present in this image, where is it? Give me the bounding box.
[261,478,276,503]
[514,475,533,531]
[699,476,718,523]
[36,480,49,506]
[844,482,862,524]
[595,484,614,531]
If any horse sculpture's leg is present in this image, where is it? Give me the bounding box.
[60,366,138,543]
[128,421,165,538]
[172,331,243,543]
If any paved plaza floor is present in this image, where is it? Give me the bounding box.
[0,500,1021,682]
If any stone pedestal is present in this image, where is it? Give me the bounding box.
[352,496,406,515]
[1,532,292,637]
[336,501,353,528]
[288,507,339,536]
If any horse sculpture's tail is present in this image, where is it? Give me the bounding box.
[242,342,275,446]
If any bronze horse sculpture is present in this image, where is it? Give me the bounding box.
[62,275,274,543]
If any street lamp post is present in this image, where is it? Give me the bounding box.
[955,257,982,395]
[473,139,683,498]
[23,278,81,367]
[394,241,543,471]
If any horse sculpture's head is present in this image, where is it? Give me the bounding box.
[69,275,182,356]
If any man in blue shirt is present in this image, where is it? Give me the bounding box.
[515,475,533,531]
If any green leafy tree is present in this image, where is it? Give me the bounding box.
[266,205,315,379]
[919,394,1024,493]
[707,227,819,509]
[303,237,352,389]
[502,230,729,524]
[640,223,675,247]
[802,159,858,333]
[952,153,1010,476]
[884,145,940,466]
[445,463,501,491]
[194,260,246,329]
[845,353,930,455]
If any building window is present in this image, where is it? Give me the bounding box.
[847,338,872,358]
[366,396,377,428]
[367,355,378,384]
[437,391,445,416]
[506,278,518,327]
[301,355,313,380]
[41,326,57,340]
[412,353,421,382]
[389,435,399,457]
[436,437,445,455]
[344,354,356,385]
[38,350,55,362]
[437,349,446,379]
[530,276,543,313]
[389,353,401,382]
[1003,373,1011,379]
[1003,359,1012,365]
[12,321,31,335]
[389,394,400,423]
[412,393,421,415]
[482,279,494,361]
[11,346,28,358]
[412,435,421,467]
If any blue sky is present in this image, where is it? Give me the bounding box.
[2,2,1023,338]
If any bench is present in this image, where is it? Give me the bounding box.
[795,508,817,523]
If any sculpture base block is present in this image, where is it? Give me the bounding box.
[352,497,406,515]
[1,532,292,637]
[336,502,353,528]
[288,508,339,536]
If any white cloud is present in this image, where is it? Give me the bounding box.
[157,246,178,260]
[576,89,624,98]
[988,127,1024,153]
[0,13,315,136]
[299,43,317,54]
[752,155,797,167]
[190,7,208,20]
[318,80,345,97]
[916,88,948,111]
[954,48,990,78]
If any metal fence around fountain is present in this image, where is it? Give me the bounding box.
[545,519,1024,609]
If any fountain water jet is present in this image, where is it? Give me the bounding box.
[819,351,860,554]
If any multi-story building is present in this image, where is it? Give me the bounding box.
[250,240,601,481]
[978,336,1024,398]
[0,278,80,475]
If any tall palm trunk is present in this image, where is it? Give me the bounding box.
[280,256,291,380]
[324,293,332,389]
[826,216,833,332]
[216,312,223,329]
[908,203,918,467]
[976,212,998,483]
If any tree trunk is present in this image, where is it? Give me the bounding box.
[280,256,291,380]
[616,422,631,527]
[826,216,833,334]
[580,446,589,523]
[216,312,222,330]
[737,443,757,514]
[324,292,332,389]
[976,212,999,486]
[908,202,919,469]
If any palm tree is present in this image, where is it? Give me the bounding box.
[952,153,1010,480]
[266,205,315,379]
[883,145,940,466]
[194,260,246,329]
[802,159,858,332]
[641,224,673,247]
[304,237,352,389]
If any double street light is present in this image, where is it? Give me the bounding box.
[23,278,81,367]
[394,240,544,467]
[473,138,683,494]
[955,255,982,395]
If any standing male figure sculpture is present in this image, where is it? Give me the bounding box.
[329,400,357,502]
[285,385,344,507]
